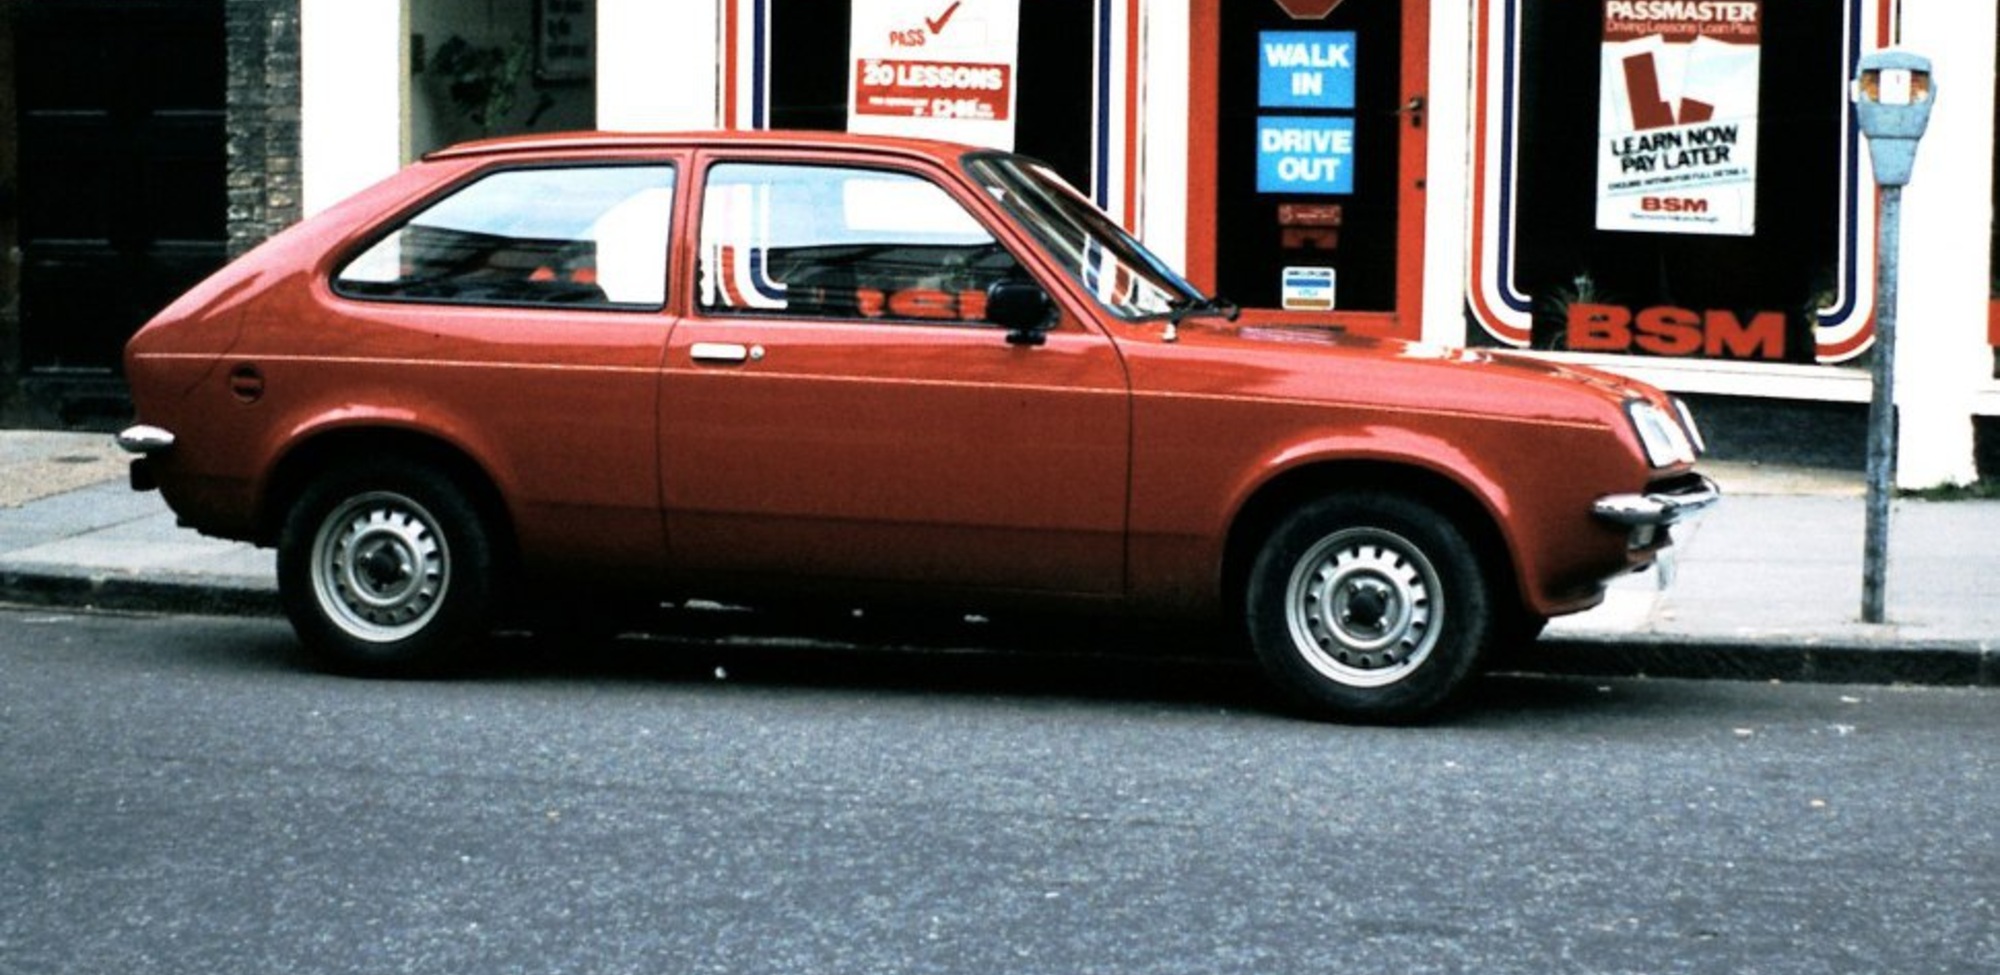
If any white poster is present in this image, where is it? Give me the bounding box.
[848,0,1021,149]
[1595,1,1762,236]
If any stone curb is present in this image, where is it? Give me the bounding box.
[1526,635,2000,688]
[4,564,1996,690]
[0,568,281,620]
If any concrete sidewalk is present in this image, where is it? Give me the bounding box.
[2,430,1995,685]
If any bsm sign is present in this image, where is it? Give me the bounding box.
[1568,302,1787,360]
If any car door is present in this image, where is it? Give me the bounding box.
[660,155,1130,597]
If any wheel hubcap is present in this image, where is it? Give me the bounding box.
[312,491,450,643]
[1286,528,1444,688]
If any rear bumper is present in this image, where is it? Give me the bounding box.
[116,424,177,455]
[117,425,178,493]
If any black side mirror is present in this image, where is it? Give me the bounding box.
[986,279,1056,347]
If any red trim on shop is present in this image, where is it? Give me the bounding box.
[1186,0,1221,292]
[1124,0,1141,230]
[1465,0,1525,344]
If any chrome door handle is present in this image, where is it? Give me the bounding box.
[690,342,764,364]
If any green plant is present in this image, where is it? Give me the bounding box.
[425,35,535,135]
[1900,480,2000,501]
[1531,271,1611,352]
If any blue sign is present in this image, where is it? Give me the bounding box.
[1257,116,1355,195]
[1258,31,1356,109]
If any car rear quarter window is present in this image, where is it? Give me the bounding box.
[335,165,676,310]
[697,163,1024,325]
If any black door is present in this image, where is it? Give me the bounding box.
[16,0,227,373]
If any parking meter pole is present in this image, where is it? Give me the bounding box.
[1862,185,1900,624]
[1849,48,1933,626]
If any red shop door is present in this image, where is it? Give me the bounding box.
[1188,0,1428,338]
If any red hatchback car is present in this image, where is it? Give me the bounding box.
[120,130,1715,721]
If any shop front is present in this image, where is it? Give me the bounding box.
[283,0,1999,483]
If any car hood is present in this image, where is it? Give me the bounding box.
[1120,318,1668,421]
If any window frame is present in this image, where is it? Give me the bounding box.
[328,161,681,314]
[690,157,1033,329]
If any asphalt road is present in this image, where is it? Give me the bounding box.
[3,607,1996,975]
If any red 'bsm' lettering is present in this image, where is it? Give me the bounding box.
[1641,196,1710,214]
[1568,303,1786,360]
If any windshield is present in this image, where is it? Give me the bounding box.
[964,154,1203,320]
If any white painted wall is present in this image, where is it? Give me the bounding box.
[300,0,406,216]
[1422,0,1473,347]
[1891,0,1997,487]
[597,0,721,130]
[1138,0,1188,269]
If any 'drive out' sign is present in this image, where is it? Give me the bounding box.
[1595,0,1762,235]
[1257,117,1354,194]
[1256,31,1356,195]
[849,0,1021,150]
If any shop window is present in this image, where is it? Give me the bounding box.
[408,0,595,158]
[696,163,1023,324]
[1472,1,1856,365]
[336,165,675,309]
[764,0,1097,194]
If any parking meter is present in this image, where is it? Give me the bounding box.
[1850,49,1936,186]
[1848,48,1935,622]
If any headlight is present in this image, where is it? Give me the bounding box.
[1672,396,1707,455]
[1627,399,1698,467]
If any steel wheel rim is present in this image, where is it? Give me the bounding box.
[310,490,451,643]
[1284,527,1443,688]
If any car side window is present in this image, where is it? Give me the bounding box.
[335,164,676,310]
[698,162,1023,324]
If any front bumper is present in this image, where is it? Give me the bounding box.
[1593,472,1721,528]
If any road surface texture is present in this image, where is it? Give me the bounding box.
[3,607,1995,974]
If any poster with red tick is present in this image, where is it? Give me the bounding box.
[1594,0,1762,236]
[848,0,1021,149]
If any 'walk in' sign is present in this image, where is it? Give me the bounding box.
[1258,31,1356,109]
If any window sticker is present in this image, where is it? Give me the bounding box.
[1282,266,1337,310]
[847,0,1022,150]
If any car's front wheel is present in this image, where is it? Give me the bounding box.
[277,460,500,674]
[1245,492,1492,722]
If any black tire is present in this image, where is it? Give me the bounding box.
[277,458,500,675]
[1244,492,1492,722]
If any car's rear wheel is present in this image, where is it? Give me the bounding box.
[277,460,499,674]
[1245,492,1491,722]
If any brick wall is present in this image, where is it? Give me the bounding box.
[226,0,303,256]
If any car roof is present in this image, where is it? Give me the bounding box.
[423,129,985,166]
